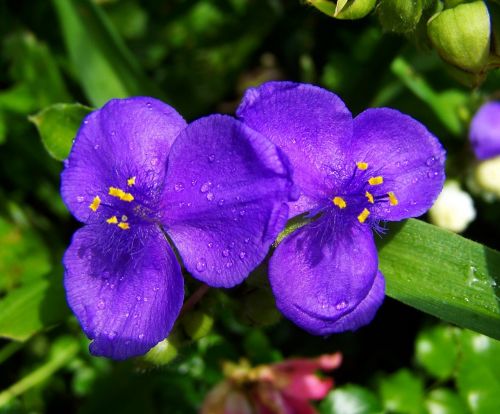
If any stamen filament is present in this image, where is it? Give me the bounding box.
[357,208,370,224]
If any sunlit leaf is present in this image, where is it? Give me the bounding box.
[320,384,383,414]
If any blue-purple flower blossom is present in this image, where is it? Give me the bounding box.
[470,101,500,160]
[61,97,293,359]
[237,82,446,335]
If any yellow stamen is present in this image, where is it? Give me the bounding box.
[106,216,118,224]
[388,191,398,206]
[333,196,347,209]
[356,162,368,170]
[368,176,384,186]
[118,222,130,230]
[89,196,101,212]
[357,208,370,224]
[127,176,136,187]
[109,187,134,202]
[365,191,374,204]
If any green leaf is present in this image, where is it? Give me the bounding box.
[456,330,500,414]
[29,103,92,161]
[52,0,160,106]
[0,273,67,341]
[320,384,383,414]
[425,389,469,414]
[378,219,500,340]
[415,325,460,380]
[378,369,426,414]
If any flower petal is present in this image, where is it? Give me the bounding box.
[61,97,186,224]
[63,224,184,359]
[237,81,353,217]
[269,219,380,335]
[470,101,500,160]
[351,108,445,221]
[161,115,293,288]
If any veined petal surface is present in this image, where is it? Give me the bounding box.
[237,81,353,217]
[63,224,184,359]
[161,115,293,288]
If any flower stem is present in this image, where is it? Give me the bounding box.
[180,284,210,316]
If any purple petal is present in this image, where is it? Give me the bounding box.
[351,108,445,221]
[269,219,380,335]
[237,81,353,217]
[61,97,186,224]
[63,225,184,359]
[161,115,293,288]
[470,101,500,160]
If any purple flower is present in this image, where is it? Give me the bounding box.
[61,97,293,359]
[237,82,446,335]
[470,101,500,160]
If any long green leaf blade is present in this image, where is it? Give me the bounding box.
[378,219,500,340]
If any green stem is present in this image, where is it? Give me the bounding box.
[0,342,23,365]
[0,340,78,408]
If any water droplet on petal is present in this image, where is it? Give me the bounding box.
[143,297,148,302]
[222,249,230,257]
[206,192,214,201]
[97,300,105,310]
[208,154,215,162]
[218,199,225,206]
[146,102,152,109]
[226,260,234,268]
[239,210,246,216]
[426,156,436,166]
[200,182,211,193]
[244,238,250,244]
[94,144,100,150]
[153,286,160,292]
[196,258,207,272]
[191,179,197,186]
[229,241,235,248]
[108,331,117,339]
[138,333,145,340]
[136,295,142,301]
[76,196,84,203]
[207,242,214,248]
[335,301,348,310]
[239,251,246,259]
[150,157,159,166]
[174,182,184,192]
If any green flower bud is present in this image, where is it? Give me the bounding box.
[143,334,181,365]
[378,0,424,33]
[307,0,376,20]
[427,1,490,72]
[239,288,281,327]
[181,310,214,341]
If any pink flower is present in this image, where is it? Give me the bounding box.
[201,353,342,414]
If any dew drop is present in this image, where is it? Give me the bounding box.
[97,300,106,310]
[196,258,207,272]
[108,331,117,339]
[218,199,225,206]
[150,157,159,166]
[153,286,160,292]
[143,297,148,302]
[124,312,130,318]
[226,260,234,268]
[94,144,100,150]
[146,102,152,109]
[138,333,145,339]
[206,192,215,201]
[174,182,184,192]
[427,171,439,178]
[239,210,246,216]
[335,301,348,310]
[76,196,84,203]
[83,120,89,125]
[191,179,197,186]
[200,182,211,193]
[208,154,215,162]
[64,159,69,168]
[239,251,246,259]
[222,249,230,257]
[426,156,436,166]
[207,242,214,248]
[133,313,140,319]
[136,295,142,301]
[244,238,250,244]
[229,241,235,248]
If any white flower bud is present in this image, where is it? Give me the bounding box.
[473,155,500,198]
[429,181,476,233]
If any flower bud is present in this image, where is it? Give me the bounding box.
[307,0,376,20]
[181,310,214,341]
[143,334,180,366]
[427,1,490,72]
[378,0,424,33]
[473,155,500,198]
[429,181,476,233]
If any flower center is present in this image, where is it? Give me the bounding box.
[88,176,140,230]
[330,161,398,224]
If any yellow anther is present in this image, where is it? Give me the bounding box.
[106,216,118,224]
[127,176,136,187]
[333,196,347,209]
[109,186,134,202]
[118,222,130,230]
[357,208,370,224]
[388,191,398,206]
[89,196,101,212]
[356,162,368,170]
[365,191,374,204]
[368,176,384,186]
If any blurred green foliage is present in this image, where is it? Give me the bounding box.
[1,0,500,413]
